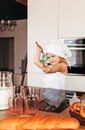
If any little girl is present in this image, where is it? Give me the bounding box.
[34,40,72,111]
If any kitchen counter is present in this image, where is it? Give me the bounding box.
[0,94,85,129]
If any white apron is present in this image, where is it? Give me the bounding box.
[43,72,66,108]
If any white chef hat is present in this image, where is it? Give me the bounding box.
[44,40,72,65]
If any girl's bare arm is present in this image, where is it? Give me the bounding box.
[34,45,43,69]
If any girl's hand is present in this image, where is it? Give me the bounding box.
[42,65,52,73]
[35,41,43,52]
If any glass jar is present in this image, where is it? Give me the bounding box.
[0,71,13,110]
[23,86,40,116]
[80,98,85,118]
[8,85,24,115]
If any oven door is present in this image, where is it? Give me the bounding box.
[68,45,85,75]
[64,39,85,75]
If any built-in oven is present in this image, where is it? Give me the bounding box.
[63,38,85,100]
[63,38,85,75]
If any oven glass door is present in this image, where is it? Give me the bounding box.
[64,39,85,75]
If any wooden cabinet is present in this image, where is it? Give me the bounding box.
[59,0,85,38]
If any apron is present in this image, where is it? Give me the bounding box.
[43,72,66,108]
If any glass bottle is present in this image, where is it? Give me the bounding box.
[8,85,23,115]
[80,98,85,118]
[0,71,13,110]
[69,92,80,105]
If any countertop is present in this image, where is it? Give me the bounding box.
[0,94,85,130]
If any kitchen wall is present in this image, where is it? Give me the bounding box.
[0,19,27,74]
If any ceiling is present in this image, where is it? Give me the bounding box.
[0,0,27,20]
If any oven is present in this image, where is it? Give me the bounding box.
[63,38,85,75]
[63,38,85,99]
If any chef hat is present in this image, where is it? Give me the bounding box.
[44,40,72,65]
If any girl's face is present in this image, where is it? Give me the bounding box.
[46,53,60,66]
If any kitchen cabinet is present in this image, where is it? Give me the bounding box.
[59,0,85,38]
[28,0,59,87]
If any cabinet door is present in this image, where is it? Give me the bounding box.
[59,0,85,37]
[28,0,58,86]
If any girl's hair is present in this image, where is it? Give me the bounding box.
[59,57,68,65]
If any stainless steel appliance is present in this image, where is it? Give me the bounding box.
[63,38,85,75]
[63,38,85,101]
